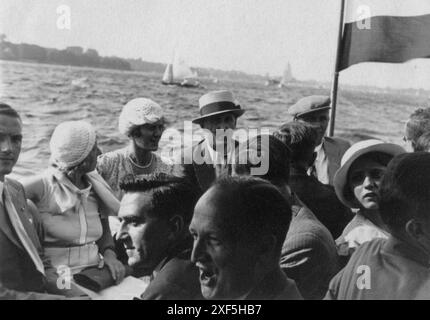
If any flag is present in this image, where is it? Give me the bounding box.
[340,0,430,71]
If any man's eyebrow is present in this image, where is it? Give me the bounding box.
[121,215,143,223]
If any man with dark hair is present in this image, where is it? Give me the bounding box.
[117,173,203,299]
[287,96,350,185]
[189,175,302,300]
[274,122,352,238]
[326,152,430,300]
[0,103,82,299]
[233,134,290,188]
[232,134,338,300]
[404,107,430,152]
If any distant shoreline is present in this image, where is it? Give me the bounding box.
[0,38,266,83]
[0,59,159,76]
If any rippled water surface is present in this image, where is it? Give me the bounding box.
[0,60,427,178]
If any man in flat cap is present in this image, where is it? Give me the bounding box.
[182,90,245,192]
[288,95,350,185]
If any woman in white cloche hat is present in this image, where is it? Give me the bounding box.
[97,98,179,199]
[23,121,126,282]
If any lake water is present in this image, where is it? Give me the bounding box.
[0,60,427,178]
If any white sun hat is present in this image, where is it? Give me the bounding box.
[334,139,406,208]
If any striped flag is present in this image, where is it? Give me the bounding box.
[340,0,430,71]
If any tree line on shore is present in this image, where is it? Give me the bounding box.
[0,35,267,82]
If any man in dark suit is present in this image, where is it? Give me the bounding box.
[288,95,350,185]
[117,174,203,300]
[0,103,79,300]
[182,90,245,192]
[274,122,352,239]
[232,134,338,300]
[190,176,302,300]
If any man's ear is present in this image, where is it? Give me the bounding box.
[405,219,423,240]
[167,215,184,240]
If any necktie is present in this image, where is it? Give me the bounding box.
[215,154,230,178]
[3,186,45,275]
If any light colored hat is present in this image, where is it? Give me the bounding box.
[118,98,164,136]
[288,95,331,119]
[50,121,96,170]
[192,90,245,124]
[334,139,406,208]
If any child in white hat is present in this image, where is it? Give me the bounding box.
[334,139,405,264]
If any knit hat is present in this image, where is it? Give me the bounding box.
[49,121,96,170]
[118,98,164,136]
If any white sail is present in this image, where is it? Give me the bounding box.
[162,63,174,83]
[280,62,294,85]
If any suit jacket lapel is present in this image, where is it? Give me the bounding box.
[4,179,42,250]
[0,202,23,249]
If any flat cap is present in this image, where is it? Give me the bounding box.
[288,95,331,118]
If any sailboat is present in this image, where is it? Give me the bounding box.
[264,72,280,86]
[161,53,200,88]
[278,62,295,88]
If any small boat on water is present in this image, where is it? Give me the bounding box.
[264,78,280,86]
[264,72,280,86]
[161,53,200,88]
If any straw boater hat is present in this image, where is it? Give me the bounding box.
[192,90,245,124]
[334,139,406,208]
[288,95,331,119]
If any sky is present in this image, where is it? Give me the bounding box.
[1,0,430,89]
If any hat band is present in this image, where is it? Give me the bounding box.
[200,101,240,116]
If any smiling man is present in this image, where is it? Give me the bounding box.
[117,173,202,300]
[288,95,350,185]
[189,176,302,300]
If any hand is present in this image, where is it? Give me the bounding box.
[101,249,126,284]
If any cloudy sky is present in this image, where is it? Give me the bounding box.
[1,0,430,89]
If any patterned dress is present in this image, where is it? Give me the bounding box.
[97,146,182,200]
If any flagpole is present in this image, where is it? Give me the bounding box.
[328,0,346,137]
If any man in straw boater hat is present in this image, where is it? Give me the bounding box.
[287,95,350,185]
[183,90,245,192]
